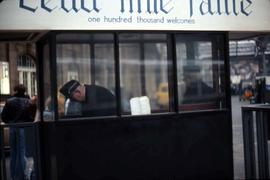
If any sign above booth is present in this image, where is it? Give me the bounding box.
[0,0,269,31]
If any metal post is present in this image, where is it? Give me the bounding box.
[34,122,42,180]
[242,109,256,179]
[262,111,269,178]
[0,125,7,180]
[255,110,269,178]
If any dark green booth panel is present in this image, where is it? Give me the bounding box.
[41,111,233,180]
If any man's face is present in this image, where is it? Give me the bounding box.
[71,86,85,102]
[184,71,200,82]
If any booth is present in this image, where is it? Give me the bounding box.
[1,0,270,179]
[36,31,232,179]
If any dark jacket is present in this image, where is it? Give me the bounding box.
[182,80,215,104]
[81,85,116,117]
[1,95,33,123]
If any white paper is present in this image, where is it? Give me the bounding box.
[139,96,151,115]
[130,96,151,115]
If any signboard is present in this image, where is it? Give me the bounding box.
[0,0,269,31]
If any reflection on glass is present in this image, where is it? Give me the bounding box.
[17,55,37,97]
[119,33,170,115]
[0,61,10,95]
[176,36,225,111]
[120,43,141,113]
[145,43,168,109]
[42,43,53,121]
[57,44,91,84]
[94,44,115,93]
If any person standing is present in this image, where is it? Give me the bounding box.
[1,84,35,180]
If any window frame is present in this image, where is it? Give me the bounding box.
[118,33,172,115]
[175,33,226,112]
[37,31,230,122]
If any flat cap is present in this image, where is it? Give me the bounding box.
[183,65,201,73]
[60,80,80,98]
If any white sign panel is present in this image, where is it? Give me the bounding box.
[0,0,269,31]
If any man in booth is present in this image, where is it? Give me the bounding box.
[60,80,116,117]
[182,65,214,104]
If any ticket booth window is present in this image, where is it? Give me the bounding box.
[42,43,55,121]
[176,34,225,111]
[39,32,228,120]
[119,33,170,114]
[56,33,116,118]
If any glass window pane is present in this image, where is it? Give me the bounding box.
[176,35,225,111]
[94,44,115,93]
[57,34,116,118]
[43,43,53,121]
[57,33,114,42]
[145,43,169,110]
[119,43,141,113]
[57,44,91,85]
[119,33,166,41]
[57,44,91,117]
[119,34,170,115]
[17,55,37,97]
[0,62,10,95]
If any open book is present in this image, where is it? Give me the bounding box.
[130,96,151,115]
